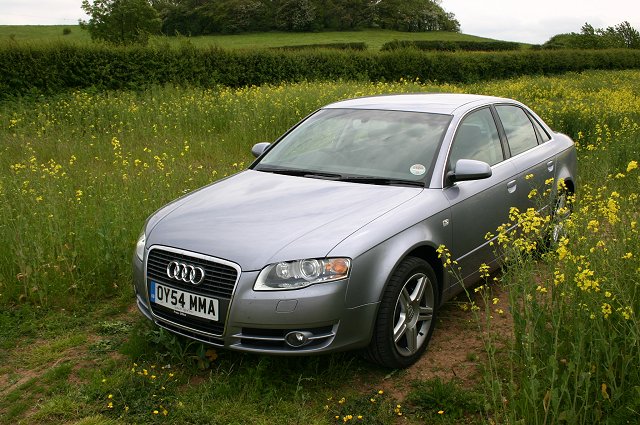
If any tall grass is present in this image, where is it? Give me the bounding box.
[1,70,638,422]
[475,169,640,423]
[461,71,640,423]
[0,80,438,306]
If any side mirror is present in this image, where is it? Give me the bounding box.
[446,159,492,183]
[251,142,271,158]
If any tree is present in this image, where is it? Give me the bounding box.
[375,0,459,32]
[543,21,640,49]
[218,0,271,34]
[614,21,640,48]
[275,0,317,31]
[80,0,162,45]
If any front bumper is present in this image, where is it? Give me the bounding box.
[133,246,378,354]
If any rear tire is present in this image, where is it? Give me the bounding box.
[548,189,573,245]
[366,257,439,369]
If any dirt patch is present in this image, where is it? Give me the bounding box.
[0,338,92,399]
[380,283,513,401]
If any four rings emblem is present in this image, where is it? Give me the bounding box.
[166,261,206,285]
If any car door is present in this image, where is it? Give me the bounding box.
[494,104,557,213]
[443,107,518,284]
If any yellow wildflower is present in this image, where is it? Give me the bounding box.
[620,307,633,320]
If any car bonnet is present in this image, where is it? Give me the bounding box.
[145,169,423,271]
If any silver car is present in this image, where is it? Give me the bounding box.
[133,93,576,368]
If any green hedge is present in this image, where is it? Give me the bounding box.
[272,42,368,51]
[380,40,521,52]
[1,43,640,98]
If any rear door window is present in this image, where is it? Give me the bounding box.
[495,105,539,156]
[531,117,551,143]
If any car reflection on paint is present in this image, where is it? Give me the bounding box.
[133,93,576,368]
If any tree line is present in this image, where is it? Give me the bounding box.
[152,0,460,34]
[543,21,640,49]
[81,0,460,44]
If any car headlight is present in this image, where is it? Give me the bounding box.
[254,258,351,291]
[135,231,146,262]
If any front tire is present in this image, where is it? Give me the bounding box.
[366,257,439,369]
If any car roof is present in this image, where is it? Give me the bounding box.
[323,93,513,115]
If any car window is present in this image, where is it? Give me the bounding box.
[495,105,539,156]
[449,107,503,167]
[531,116,551,142]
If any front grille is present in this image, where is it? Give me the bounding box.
[146,247,240,337]
[147,248,238,299]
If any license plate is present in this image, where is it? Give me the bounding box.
[150,281,219,321]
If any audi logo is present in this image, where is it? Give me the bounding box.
[166,261,206,285]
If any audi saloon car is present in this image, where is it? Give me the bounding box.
[133,93,576,368]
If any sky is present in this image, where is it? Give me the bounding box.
[0,0,639,45]
[445,0,640,44]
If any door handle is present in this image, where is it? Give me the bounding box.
[507,180,517,193]
[547,160,555,172]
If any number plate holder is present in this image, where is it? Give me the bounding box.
[150,281,219,322]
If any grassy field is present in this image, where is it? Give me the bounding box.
[0,25,501,50]
[0,70,638,423]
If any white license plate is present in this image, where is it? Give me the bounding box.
[150,281,219,321]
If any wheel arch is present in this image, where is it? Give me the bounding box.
[563,177,575,194]
[403,245,445,304]
[339,207,451,309]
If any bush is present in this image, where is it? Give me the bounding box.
[1,43,640,99]
[271,42,368,51]
[380,40,521,52]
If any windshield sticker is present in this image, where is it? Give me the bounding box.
[410,164,426,176]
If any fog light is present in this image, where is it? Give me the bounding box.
[285,331,313,348]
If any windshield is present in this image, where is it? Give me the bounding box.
[254,108,452,183]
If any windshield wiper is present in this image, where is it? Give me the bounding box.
[255,166,342,180]
[256,167,424,187]
[338,176,425,187]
